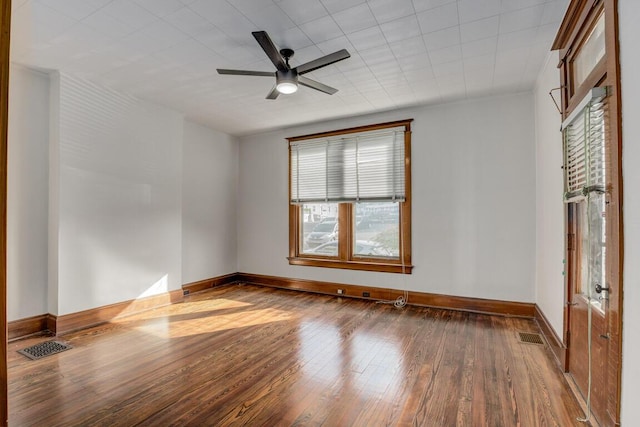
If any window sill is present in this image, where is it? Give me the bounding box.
[287,257,413,274]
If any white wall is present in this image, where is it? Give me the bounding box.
[238,93,536,303]
[619,0,640,423]
[533,53,565,336]
[7,65,50,321]
[182,121,238,284]
[51,73,183,315]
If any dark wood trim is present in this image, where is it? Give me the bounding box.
[604,1,623,422]
[56,290,184,335]
[182,273,239,294]
[534,305,567,370]
[552,0,595,50]
[287,257,413,273]
[1,0,11,424]
[45,313,57,335]
[287,119,413,142]
[236,272,535,318]
[8,314,51,341]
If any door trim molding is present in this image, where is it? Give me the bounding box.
[1,0,11,424]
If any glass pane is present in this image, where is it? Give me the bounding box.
[573,13,605,88]
[301,203,339,256]
[577,194,606,312]
[354,202,399,259]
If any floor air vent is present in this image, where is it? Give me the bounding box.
[517,332,545,346]
[18,341,73,360]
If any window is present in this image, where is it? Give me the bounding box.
[288,120,412,274]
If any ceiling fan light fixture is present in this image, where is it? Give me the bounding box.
[276,81,298,94]
[276,69,298,94]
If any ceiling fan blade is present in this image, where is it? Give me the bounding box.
[266,86,280,100]
[295,49,351,75]
[299,76,338,95]
[217,69,274,77]
[252,31,288,71]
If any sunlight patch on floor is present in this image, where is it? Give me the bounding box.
[135,307,293,338]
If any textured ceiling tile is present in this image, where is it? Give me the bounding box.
[389,35,427,59]
[346,26,387,51]
[423,26,460,50]
[499,5,545,34]
[163,7,216,36]
[133,0,184,18]
[368,0,415,23]
[299,15,344,43]
[101,0,158,29]
[332,4,377,34]
[412,0,456,13]
[428,44,462,65]
[457,0,501,24]
[461,37,497,58]
[36,0,112,21]
[416,3,459,34]
[227,0,277,16]
[81,9,137,38]
[277,0,329,25]
[320,0,366,14]
[541,0,569,25]
[244,3,297,34]
[501,0,546,13]
[315,36,356,55]
[459,16,499,43]
[380,15,422,43]
[497,27,538,51]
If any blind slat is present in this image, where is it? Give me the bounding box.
[563,90,607,201]
[290,126,406,203]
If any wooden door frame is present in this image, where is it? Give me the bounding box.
[553,0,623,425]
[1,0,10,425]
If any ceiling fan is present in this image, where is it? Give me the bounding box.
[216,31,350,100]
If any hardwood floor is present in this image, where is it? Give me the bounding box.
[8,284,586,426]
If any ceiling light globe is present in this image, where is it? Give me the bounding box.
[276,81,298,94]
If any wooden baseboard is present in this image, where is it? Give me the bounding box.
[182,272,239,295]
[56,289,184,335]
[9,272,538,340]
[8,314,50,341]
[534,304,567,369]
[236,272,535,317]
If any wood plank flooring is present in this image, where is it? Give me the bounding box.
[8,284,586,426]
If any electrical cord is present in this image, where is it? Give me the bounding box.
[377,206,408,308]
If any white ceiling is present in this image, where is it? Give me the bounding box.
[10,0,568,136]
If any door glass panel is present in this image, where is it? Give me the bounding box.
[573,13,605,88]
[577,195,606,312]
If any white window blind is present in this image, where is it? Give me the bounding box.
[290,126,406,203]
[562,87,607,201]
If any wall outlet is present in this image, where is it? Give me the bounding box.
[363,291,370,297]
[337,289,344,294]
[183,289,190,296]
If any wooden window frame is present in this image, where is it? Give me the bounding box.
[287,119,413,274]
